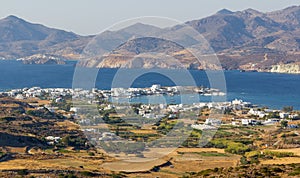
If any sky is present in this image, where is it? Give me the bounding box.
[1,0,300,35]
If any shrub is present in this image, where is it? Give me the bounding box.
[288,167,300,176]
[225,142,250,155]
[80,171,96,177]
[17,169,28,176]
[240,156,249,165]
[264,150,294,158]
[88,152,95,156]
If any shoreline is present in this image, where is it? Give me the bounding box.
[2,59,300,75]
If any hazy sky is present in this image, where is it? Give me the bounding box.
[1,0,300,35]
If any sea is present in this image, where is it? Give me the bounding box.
[1,60,300,110]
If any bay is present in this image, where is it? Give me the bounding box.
[0,60,299,109]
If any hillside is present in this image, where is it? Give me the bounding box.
[0,15,92,59]
[81,6,300,72]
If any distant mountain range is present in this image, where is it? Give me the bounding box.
[0,15,92,59]
[2,6,300,72]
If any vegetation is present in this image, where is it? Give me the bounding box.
[178,151,229,157]
[225,142,251,155]
[17,169,28,176]
[283,106,293,112]
[208,139,251,155]
[281,120,288,128]
[99,141,145,154]
[60,135,87,149]
[264,150,295,158]
[1,97,300,177]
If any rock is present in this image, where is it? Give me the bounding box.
[18,54,66,65]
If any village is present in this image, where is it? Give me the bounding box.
[1,86,299,146]
[2,86,299,128]
[0,86,300,177]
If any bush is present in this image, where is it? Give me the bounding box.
[17,169,28,176]
[288,167,300,176]
[245,151,261,158]
[240,156,249,165]
[88,152,95,156]
[197,169,213,176]
[225,142,250,155]
[271,167,283,173]
[80,171,96,177]
[66,174,77,178]
[264,150,294,158]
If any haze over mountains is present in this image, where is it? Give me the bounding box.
[0,15,92,59]
[2,6,300,71]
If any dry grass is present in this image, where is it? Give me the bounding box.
[130,129,158,134]
[109,113,126,117]
[261,157,300,165]
[6,147,27,154]
[0,157,105,172]
[56,120,80,130]
[0,104,19,108]
[174,148,225,154]
[102,158,169,172]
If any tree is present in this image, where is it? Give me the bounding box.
[281,120,288,128]
[61,135,71,146]
[283,106,293,112]
[240,156,249,165]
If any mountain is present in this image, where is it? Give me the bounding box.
[0,15,92,59]
[83,23,162,56]
[81,37,207,69]
[82,6,300,71]
[267,6,300,29]
[3,6,300,72]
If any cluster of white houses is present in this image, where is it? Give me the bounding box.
[2,85,226,101]
[2,87,299,133]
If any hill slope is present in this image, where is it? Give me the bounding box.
[0,15,92,59]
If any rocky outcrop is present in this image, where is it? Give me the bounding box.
[18,54,66,65]
[269,63,300,74]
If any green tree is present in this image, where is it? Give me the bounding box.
[61,135,71,145]
[281,120,288,128]
[283,106,293,112]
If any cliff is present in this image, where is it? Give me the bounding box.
[269,63,300,74]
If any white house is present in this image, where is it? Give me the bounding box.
[15,94,24,100]
[70,107,79,113]
[289,114,299,119]
[279,112,289,119]
[191,124,217,130]
[150,84,161,92]
[144,113,155,119]
[262,119,280,125]
[205,118,221,126]
[45,136,61,145]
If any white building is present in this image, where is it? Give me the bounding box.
[144,113,155,119]
[279,112,289,119]
[205,118,221,126]
[262,119,280,125]
[151,84,161,92]
[241,119,259,126]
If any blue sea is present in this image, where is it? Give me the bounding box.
[0,60,300,109]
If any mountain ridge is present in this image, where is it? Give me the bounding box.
[2,6,300,72]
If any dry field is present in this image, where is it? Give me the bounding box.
[261,157,300,165]
[266,148,300,156]
[56,120,81,130]
[260,148,300,165]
